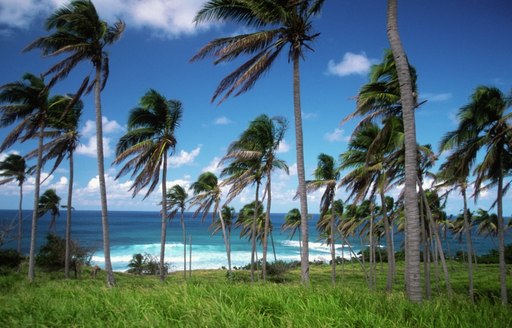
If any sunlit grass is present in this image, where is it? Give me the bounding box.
[0,261,510,327]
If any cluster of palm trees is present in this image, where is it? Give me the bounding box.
[0,0,509,306]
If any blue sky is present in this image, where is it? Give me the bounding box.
[0,0,511,215]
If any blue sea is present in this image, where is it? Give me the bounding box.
[0,210,508,272]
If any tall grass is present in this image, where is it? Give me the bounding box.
[1,263,510,327]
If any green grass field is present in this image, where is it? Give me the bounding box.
[1,262,511,327]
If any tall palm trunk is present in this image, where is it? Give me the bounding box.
[159,151,168,281]
[330,196,336,287]
[17,183,23,254]
[461,187,474,302]
[251,182,260,282]
[64,152,74,278]
[293,52,309,286]
[381,191,394,292]
[369,203,375,291]
[28,123,44,282]
[181,209,186,279]
[387,0,421,301]
[217,206,232,275]
[262,177,271,281]
[95,64,115,287]
[497,173,508,304]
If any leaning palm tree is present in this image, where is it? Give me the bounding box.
[306,153,340,286]
[0,154,28,253]
[113,89,183,282]
[191,1,325,284]
[26,94,82,278]
[166,184,189,279]
[221,114,288,281]
[387,0,422,301]
[440,86,511,304]
[189,172,232,275]
[25,0,125,287]
[38,189,61,233]
[282,208,302,256]
[210,205,236,273]
[0,73,50,282]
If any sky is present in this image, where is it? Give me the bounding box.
[0,0,511,215]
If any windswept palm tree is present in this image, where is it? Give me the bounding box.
[25,0,125,287]
[38,189,61,233]
[26,94,82,278]
[282,208,302,256]
[0,73,50,282]
[306,153,340,286]
[191,1,325,284]
[166,184,189,279]
[189,172,232,275]
[113,89,183,282]
[0,154,28,253]
[440,86,511,304]
[221,114,288,281]
[387,0,422,301]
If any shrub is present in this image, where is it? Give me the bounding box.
[36,234,93,271]
[0,249,23,274]
[127,253,169,276]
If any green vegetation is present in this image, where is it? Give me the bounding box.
[0,262,510,327]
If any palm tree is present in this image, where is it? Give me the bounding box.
[166,184,189,279]
[189,172,231,275]
[0,154,28,253]
[282,208,302,257]
[387,0,422,301]
[306,153,340,286]
[25,0,125,287]
[440,86,511,304]
[221,114,288,281]
[0,73,50,282]
[113,89,183,282]
[26,94,82,278]
[191,1,325,284]
[211,205,236,273]
[38,189,61,233]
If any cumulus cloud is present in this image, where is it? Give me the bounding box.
[76,136,113,158]
[81,116,123,137]
[277,139,290,153]
[0,0,211,38]
[213,116,232,125]
[324,128,348,142]
[201,156,222,175]
[169,146,201,168]
[327,52,376,77]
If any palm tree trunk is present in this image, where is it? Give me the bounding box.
[262,178,272,281]
[380,191,394,292]
[95,64,115,287]
[270,231,277,262]
[497,174,508,305]
[251,182,260,283]
[420,195,431,299]
[65,152,74,278]
[159,152,168,282]
[17,183,23,254]
[387,0,422,302]
[189,234,192,278]
[461,187,474,302]
[369,204,375,291]
[28,123,44,282]
[217,206,232,275]
[330,197,336,287]
[181,209,186,280]
[293,52,309,286]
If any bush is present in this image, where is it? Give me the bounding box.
[127,253,169,276]
[0,249,23,273]
[36,234,93,272]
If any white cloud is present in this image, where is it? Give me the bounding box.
[202,156,222,175]
[327,52,376,77]
[0,0,212,38]
[324,128,348,142]
[81,116,123,137]
[76,136,113,158]
[277,139,290,153]
[213,116,232,125]
[302,112,318,120]
[169,146,201,168]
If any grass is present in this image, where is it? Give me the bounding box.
[1,262,511,327]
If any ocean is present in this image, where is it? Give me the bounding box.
[0,209,508,272]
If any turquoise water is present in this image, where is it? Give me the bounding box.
[0,210,508,271]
